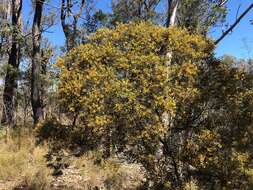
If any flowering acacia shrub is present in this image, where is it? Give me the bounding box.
[56,22,213,188]
[57,21,211,150]
[55,22,253,189]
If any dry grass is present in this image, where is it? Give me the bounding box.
[0,128,52,190]
[0,128,144,190]
[66,152,145,190]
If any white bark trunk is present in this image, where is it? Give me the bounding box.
[169,0,179,26]
[167,0,180,27]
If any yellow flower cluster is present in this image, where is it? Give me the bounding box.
[57,22,212,147]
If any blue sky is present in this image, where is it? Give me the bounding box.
[23,0,253,59]
[214,0,253,59]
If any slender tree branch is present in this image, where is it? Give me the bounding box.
[215,3,253,45]
[219,0,229,7]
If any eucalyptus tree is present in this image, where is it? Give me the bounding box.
[1,0,22,125]
[60,0,96,51]
[111,0,162,23]
[31,0,45,124]
[166,0,229,31]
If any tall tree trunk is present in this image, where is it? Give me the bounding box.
[165,1,183,187]
[1,0,22,125]
[31,0,44,125]
[60,0,85,52]
[166,0,180,27]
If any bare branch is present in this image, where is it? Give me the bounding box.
[219,0,229,7]
[215,3,253,45]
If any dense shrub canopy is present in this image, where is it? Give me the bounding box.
[57,22,211,149]
[56,22,253,189]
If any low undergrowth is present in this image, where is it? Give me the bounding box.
[0,127,145,190]
[0,127,52,190]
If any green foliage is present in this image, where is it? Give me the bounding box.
[111,0,161,24]
[178,0,228,34]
